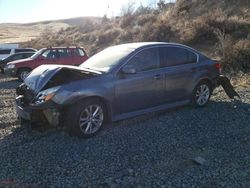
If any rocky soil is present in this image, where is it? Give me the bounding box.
[0,74,250,187]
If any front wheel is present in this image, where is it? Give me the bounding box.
[192,81,211,107]
[18,68,31,81]
[65,99,106,138]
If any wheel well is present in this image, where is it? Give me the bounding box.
[17,67,32,74]
[196,78,213,92]
[199,78,212,86]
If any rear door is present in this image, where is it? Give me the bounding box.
[56,49,72,65]
[159,46,198,102]
[114,47,166,115]
[72,48,88,66]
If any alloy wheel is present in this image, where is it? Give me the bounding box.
[78,104,104,135]
[195,84,210,106]
[20,71,30,81]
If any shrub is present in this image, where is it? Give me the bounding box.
[138,19,173,42]
[96,29,121,46]
[136,14,156,26]
[117,29,135,43]
[219,36,250,72]
[120,15,136,28]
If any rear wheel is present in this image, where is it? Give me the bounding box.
[192,81,211,107]
[65,99,106,138]
[18,68,31,81]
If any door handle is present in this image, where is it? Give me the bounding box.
[154,74,162,80]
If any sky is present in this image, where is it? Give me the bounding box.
[0,0,169,23]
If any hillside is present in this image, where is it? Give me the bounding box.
[1,0,249,72]
[0,17,101,43]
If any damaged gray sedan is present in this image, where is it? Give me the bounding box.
[15,42,239,138]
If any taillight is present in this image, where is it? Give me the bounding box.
[214,63,222,74]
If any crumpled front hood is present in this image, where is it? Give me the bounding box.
[24,64,101,94]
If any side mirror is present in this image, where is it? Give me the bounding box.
[122,66,136,74]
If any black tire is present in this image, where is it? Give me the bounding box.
[191,80,212,107]
[64,99,107,138]
[17,68,31,81]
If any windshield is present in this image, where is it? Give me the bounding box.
[30,49,44,59]
[80,46,135,72]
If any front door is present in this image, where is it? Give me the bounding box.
[39,49,59,65]
[114,47,165,115]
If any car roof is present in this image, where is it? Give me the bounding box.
[109,42,199,53]
[42,47,84,50]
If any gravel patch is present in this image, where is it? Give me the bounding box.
[0,74,250,187]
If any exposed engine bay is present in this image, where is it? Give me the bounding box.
[15,66,100,127]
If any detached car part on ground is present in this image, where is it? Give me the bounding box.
[15,42,240,138]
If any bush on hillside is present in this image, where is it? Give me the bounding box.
[138,20,173,42]
[222,39,250,72]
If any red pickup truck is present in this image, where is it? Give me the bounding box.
[4,47,88,81]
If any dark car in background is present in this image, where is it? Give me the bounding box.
[0,52,35,73]
[15,42,238,138]
[4,47,88,81]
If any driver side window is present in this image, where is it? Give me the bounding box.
[42,49,58,59]
[125,48,160,72]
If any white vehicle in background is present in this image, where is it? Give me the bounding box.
[0,43,19,59]
[0,43,19,49]
[0,47,36,60]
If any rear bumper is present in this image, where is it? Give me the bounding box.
[15,96,62,126]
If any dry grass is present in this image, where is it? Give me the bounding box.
[230,73,250,88]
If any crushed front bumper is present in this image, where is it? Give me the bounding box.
[15,96,61,127]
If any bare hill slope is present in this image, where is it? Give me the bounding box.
[0,17,101,43]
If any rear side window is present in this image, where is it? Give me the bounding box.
[74,48,85,56]
[58,49,71,58]
[0,49,11,54]
[160,47,197,67]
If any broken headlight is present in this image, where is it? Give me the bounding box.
[34,86,61,104]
